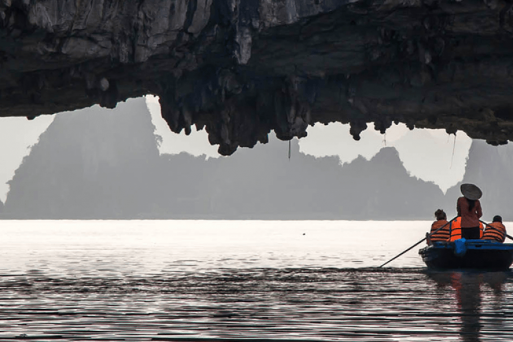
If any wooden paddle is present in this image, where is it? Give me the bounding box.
[379,216,457,268]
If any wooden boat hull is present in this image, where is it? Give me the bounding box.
[419,240,513,270]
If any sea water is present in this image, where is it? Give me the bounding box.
[0,220,511,341]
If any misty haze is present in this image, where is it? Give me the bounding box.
[3,97,511,221]
[3,1,513,341]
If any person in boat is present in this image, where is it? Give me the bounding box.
[427,209,450,245]
[483,215,507,243]
[449,216,484,241]
[456,183,483,239]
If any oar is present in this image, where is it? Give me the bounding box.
[479,220,513,241]
[379,216,457,268]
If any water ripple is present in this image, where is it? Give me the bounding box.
[1,268,512,341]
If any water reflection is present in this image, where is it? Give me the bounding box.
[1,268,512,341]
[427,271,509,342]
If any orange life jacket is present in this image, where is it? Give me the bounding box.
[449,217,483,241]
[430,220,450,242]
[483,222,506,243]
[449,217,461,241]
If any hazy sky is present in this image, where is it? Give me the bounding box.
[0,96,472,202]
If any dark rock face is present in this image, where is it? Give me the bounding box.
[2,0,513,154]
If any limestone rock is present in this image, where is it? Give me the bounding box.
[1,0,513,154]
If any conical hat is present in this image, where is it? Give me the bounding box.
[460,183,482,200]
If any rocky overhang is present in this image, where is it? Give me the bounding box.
[1,0,513,154]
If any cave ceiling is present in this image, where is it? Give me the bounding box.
[1,0,513,155]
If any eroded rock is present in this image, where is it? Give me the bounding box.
[1,0,513,154]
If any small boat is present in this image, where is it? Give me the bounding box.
[419,240,513,270]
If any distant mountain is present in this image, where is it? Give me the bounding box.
[4,99,162,219]
[444,140,513,221]
[154,141,445,220]
[1,99,453,219]
[337,147,445,219]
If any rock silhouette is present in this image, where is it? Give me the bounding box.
[1,1,513,154]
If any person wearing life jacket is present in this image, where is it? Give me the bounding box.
[483,215,507,243]
[457,183,483,239]
[427,209,450,245]
[449,216,484,241]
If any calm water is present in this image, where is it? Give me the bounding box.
[0,220,512,341]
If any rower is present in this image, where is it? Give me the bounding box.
[457,183,483,239]
[483,215,507,243]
